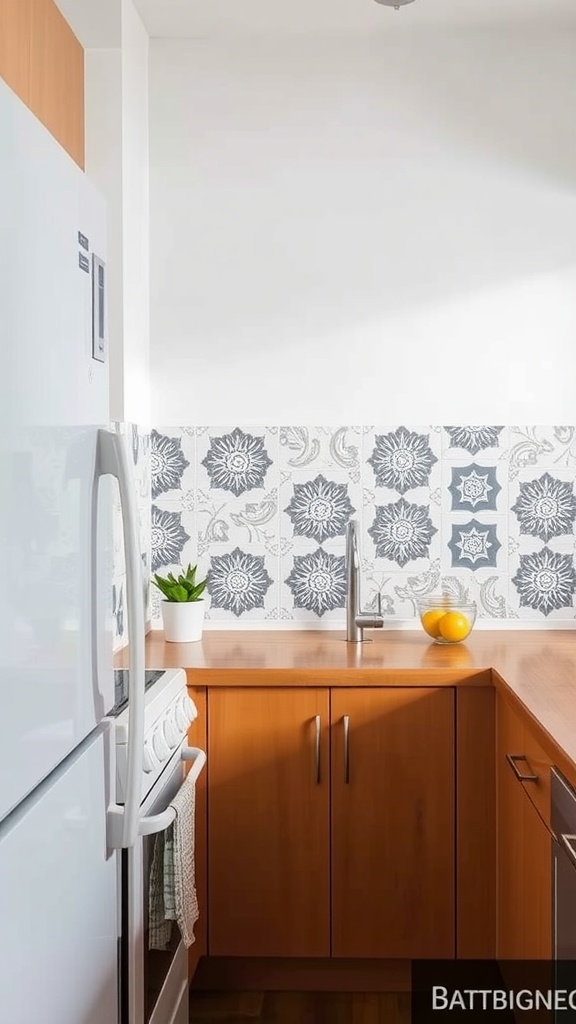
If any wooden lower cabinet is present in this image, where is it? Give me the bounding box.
[331,687,455,958]
[207,685,455,959]
[496,694,552,959]
[207,687,331,957]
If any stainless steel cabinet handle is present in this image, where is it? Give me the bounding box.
[343,715,350,785]
[506,753,538,782]
[314,715,321,785]
[561,834,576,868]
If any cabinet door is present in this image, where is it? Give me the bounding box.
[497,695,552,959]
[331,688,455,958]
[208,687,330,956]
[0,0,31,104]
[29,0,84,167]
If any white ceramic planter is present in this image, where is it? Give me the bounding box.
[161,600,205,643]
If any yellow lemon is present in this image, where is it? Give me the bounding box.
[421,608,448,638]
[438,611,470,643]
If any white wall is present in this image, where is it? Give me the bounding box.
[149,29,576,425]
[83,0,150,426]
[121,0,150,425]
[85,49,124,417]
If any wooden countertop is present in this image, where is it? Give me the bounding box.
[117,627,576,779]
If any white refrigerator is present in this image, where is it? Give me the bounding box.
[0,79,144,1023]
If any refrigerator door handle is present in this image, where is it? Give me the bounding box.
[96,428,145,850]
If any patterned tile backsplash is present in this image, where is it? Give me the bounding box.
[112,425,576,643]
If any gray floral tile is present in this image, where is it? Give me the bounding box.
[195,427,279,556]
[509,426,576,479]
[151,426,195,505]
[151,505,195,574]
[365,425,440,495]
[362,488,441,574]
[280,545,346,623]
[361,426,439,500]
[205,544,278,622]
[279,426,363,483]
[443,461,506,513]
[442,426,508,461]
[508,546,576,620]
[441,514,508,574]
[280,470,360,553]
[509,469,576,549]
[198,426,277,494]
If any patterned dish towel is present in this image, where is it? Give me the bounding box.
[148,770,199,950]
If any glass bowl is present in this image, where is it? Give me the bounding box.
[416,596,477,644]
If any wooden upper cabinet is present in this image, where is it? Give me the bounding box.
[29,0,84,168]
[207,687,331,957]
[330,687,455,958]
[496,694,552,959]
[0,0,84,167]
[0,0,31,104]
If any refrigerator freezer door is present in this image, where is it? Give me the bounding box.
[0,724,118,1024]
[0,81,114,821]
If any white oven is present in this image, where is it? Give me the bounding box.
[112,669,205,1024]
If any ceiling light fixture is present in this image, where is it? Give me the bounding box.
[373,0,416,8]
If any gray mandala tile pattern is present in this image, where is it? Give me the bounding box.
[368,497,437,567]
[284,548,346,616]
[201,427,272,496]
[448,464,501,511]
[368,427,437,494]
[151,429,190,500]
[445,426,503,455]
[284,474,355,543]
[448,519,501,569]
[511,547,576,616]
[511,472,576,542]
[147,422,576,625]
[151,505,191,573]
[207,547,273,617]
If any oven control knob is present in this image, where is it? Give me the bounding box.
[175,699,190,731]
[152,727,170,763]
[142,741,158,774]
[184,696,197,723]
[162,715,180,749]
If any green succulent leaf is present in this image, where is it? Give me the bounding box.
[151,564,208,602]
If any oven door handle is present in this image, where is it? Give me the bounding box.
[138,746,207,837]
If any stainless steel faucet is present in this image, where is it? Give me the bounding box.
[345,519,384,642]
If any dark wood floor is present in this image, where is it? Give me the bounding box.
[189,991,411,1024]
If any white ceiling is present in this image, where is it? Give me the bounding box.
[54,0,120,47]
[134,0,576,38]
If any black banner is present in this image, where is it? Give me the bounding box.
[411,961,576,1023]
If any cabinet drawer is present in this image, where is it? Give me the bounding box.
[499,695,552,830]
[520,720,552,829]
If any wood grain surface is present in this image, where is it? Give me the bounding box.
[116,628,576,783]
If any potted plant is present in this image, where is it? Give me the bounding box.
[152,563,208,643]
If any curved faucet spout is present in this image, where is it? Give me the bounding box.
[345,519,384,642]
